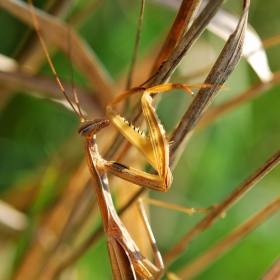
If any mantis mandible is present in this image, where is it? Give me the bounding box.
[27,0,217,278]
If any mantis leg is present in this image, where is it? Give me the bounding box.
[138,198,164,280]
[103,161,168,192]
[136,197,214,280]
[106,83,213,192]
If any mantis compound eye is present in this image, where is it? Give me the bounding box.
[78,119,110,137]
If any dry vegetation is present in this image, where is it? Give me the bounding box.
[0,0,280,279]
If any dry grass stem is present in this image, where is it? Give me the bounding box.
[150,0,202,75]
[261,257,280,280]
[0,70,103,117]
[197,70,280,130]
[0,0,115,108]
[11,161,91,280]
[126,0,145,89]
[178,196,280,279]
[163,148,280,264]
[170,0,249,166]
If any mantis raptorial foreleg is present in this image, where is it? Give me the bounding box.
[106,83,217,192]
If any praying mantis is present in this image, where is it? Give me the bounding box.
[27,0,218,278]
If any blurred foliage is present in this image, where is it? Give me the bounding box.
[0,0,280,279]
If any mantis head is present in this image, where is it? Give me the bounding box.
[78,119,110,138]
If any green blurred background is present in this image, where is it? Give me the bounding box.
[0,0,280,279]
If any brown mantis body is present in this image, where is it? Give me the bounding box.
[79,118,164,279]
[77,83,210,279]
[75,81,214,279]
